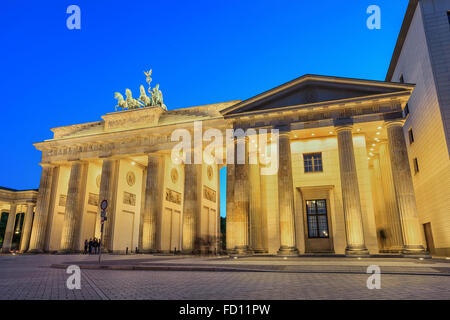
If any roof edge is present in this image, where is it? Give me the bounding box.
[385,0,419,81]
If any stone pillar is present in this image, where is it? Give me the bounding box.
[28,165,55,253]
[1,204,17,253]
[277,132,298,255]
[60,161,87,252]
[336,126,369,256]
[19,204,35,252]
[182,163,201,253]
[225,162,236,253]
[98,159,118,252]
[379,142,404,251]
[249,136,264,253]
[138,167,147,252]
[233,137,250,254]
[386,121,426,255]
[142,154,164,252]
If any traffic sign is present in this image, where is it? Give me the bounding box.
[101,200,108,210]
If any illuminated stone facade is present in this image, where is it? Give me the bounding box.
[20,74,428,256]
[386,0,450,256]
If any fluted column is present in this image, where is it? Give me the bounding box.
[233,137,251,254]
[379,142,404,251]
[60,161,87,252]
[182,163,201,253]
[277,132,298,255]
[19,204,35,252]
[225,162,236,253]
[142,154,164,252]
[336,126,368,256]
[249,137,264,253]
[386,121,426,255]
[1,204,17,253]
[28,165,55,253]
[98,159,118,252]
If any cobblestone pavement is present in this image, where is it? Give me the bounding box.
[1,255,449,300]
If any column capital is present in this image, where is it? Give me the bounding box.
[39,162,57,168]
[385,120,404,129]
[335,125,353,133]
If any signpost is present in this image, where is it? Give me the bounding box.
[99,200,108,264]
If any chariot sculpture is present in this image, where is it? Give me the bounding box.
[114,68,167,111]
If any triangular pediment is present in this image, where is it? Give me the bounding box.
[221,74,414,116]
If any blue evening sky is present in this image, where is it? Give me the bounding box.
[0,0,408,217]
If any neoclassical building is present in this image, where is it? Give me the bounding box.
[16,74,428,256]
[0,187,37,253]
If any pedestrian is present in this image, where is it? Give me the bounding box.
[88,238,93,254]
[84,239,88,254]
[93,238,98,254]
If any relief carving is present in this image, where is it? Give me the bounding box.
[203,186,216,203]
[165,188,181,205]
[123,191,136,206]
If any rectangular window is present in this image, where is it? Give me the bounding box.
[408,128,414,144]
[404,103,410,117]
[306,200,329,238]
[413,157,419,174]
[303,153,323,173]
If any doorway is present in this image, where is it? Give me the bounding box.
[304,199,333,253]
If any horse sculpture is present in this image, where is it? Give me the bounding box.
[139,85,152,107]
[125,88,142,109]
[114,92,128,111]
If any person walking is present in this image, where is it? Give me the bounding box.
[84,239,88,254]
[88,238,93,255]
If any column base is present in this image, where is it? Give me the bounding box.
[252,248,267,254]
[27,248,44,254]
[402,245,430,258]
[345,246,369,257]
[277,246,299,256]
[234,245,252,255]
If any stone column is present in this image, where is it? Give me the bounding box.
[233,137,250,254]
[1,204,17,253]
[379,142,404,251]
[60,161,87,252]
[249,136,264,253]
[277,132,298,255]
[98,159,118,252]
[336,126,369,256]
[142,154,164,252]
[386,121,426,255]
[182,163,201,253]
[225,162,236,253]
[19,204,35,252]
[28,165,55,253]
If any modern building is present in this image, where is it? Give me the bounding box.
[0,187,37,253]
[22,73,427,257]
[386,0,450,256]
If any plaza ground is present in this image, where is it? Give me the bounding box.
[0,254,449,300]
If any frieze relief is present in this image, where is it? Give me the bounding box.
[203,186,216,203]
[88,193,99,207]
[123,191,136,206]
[42,134,171,162]
[165,188,181,205]
[59,194,67,207]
